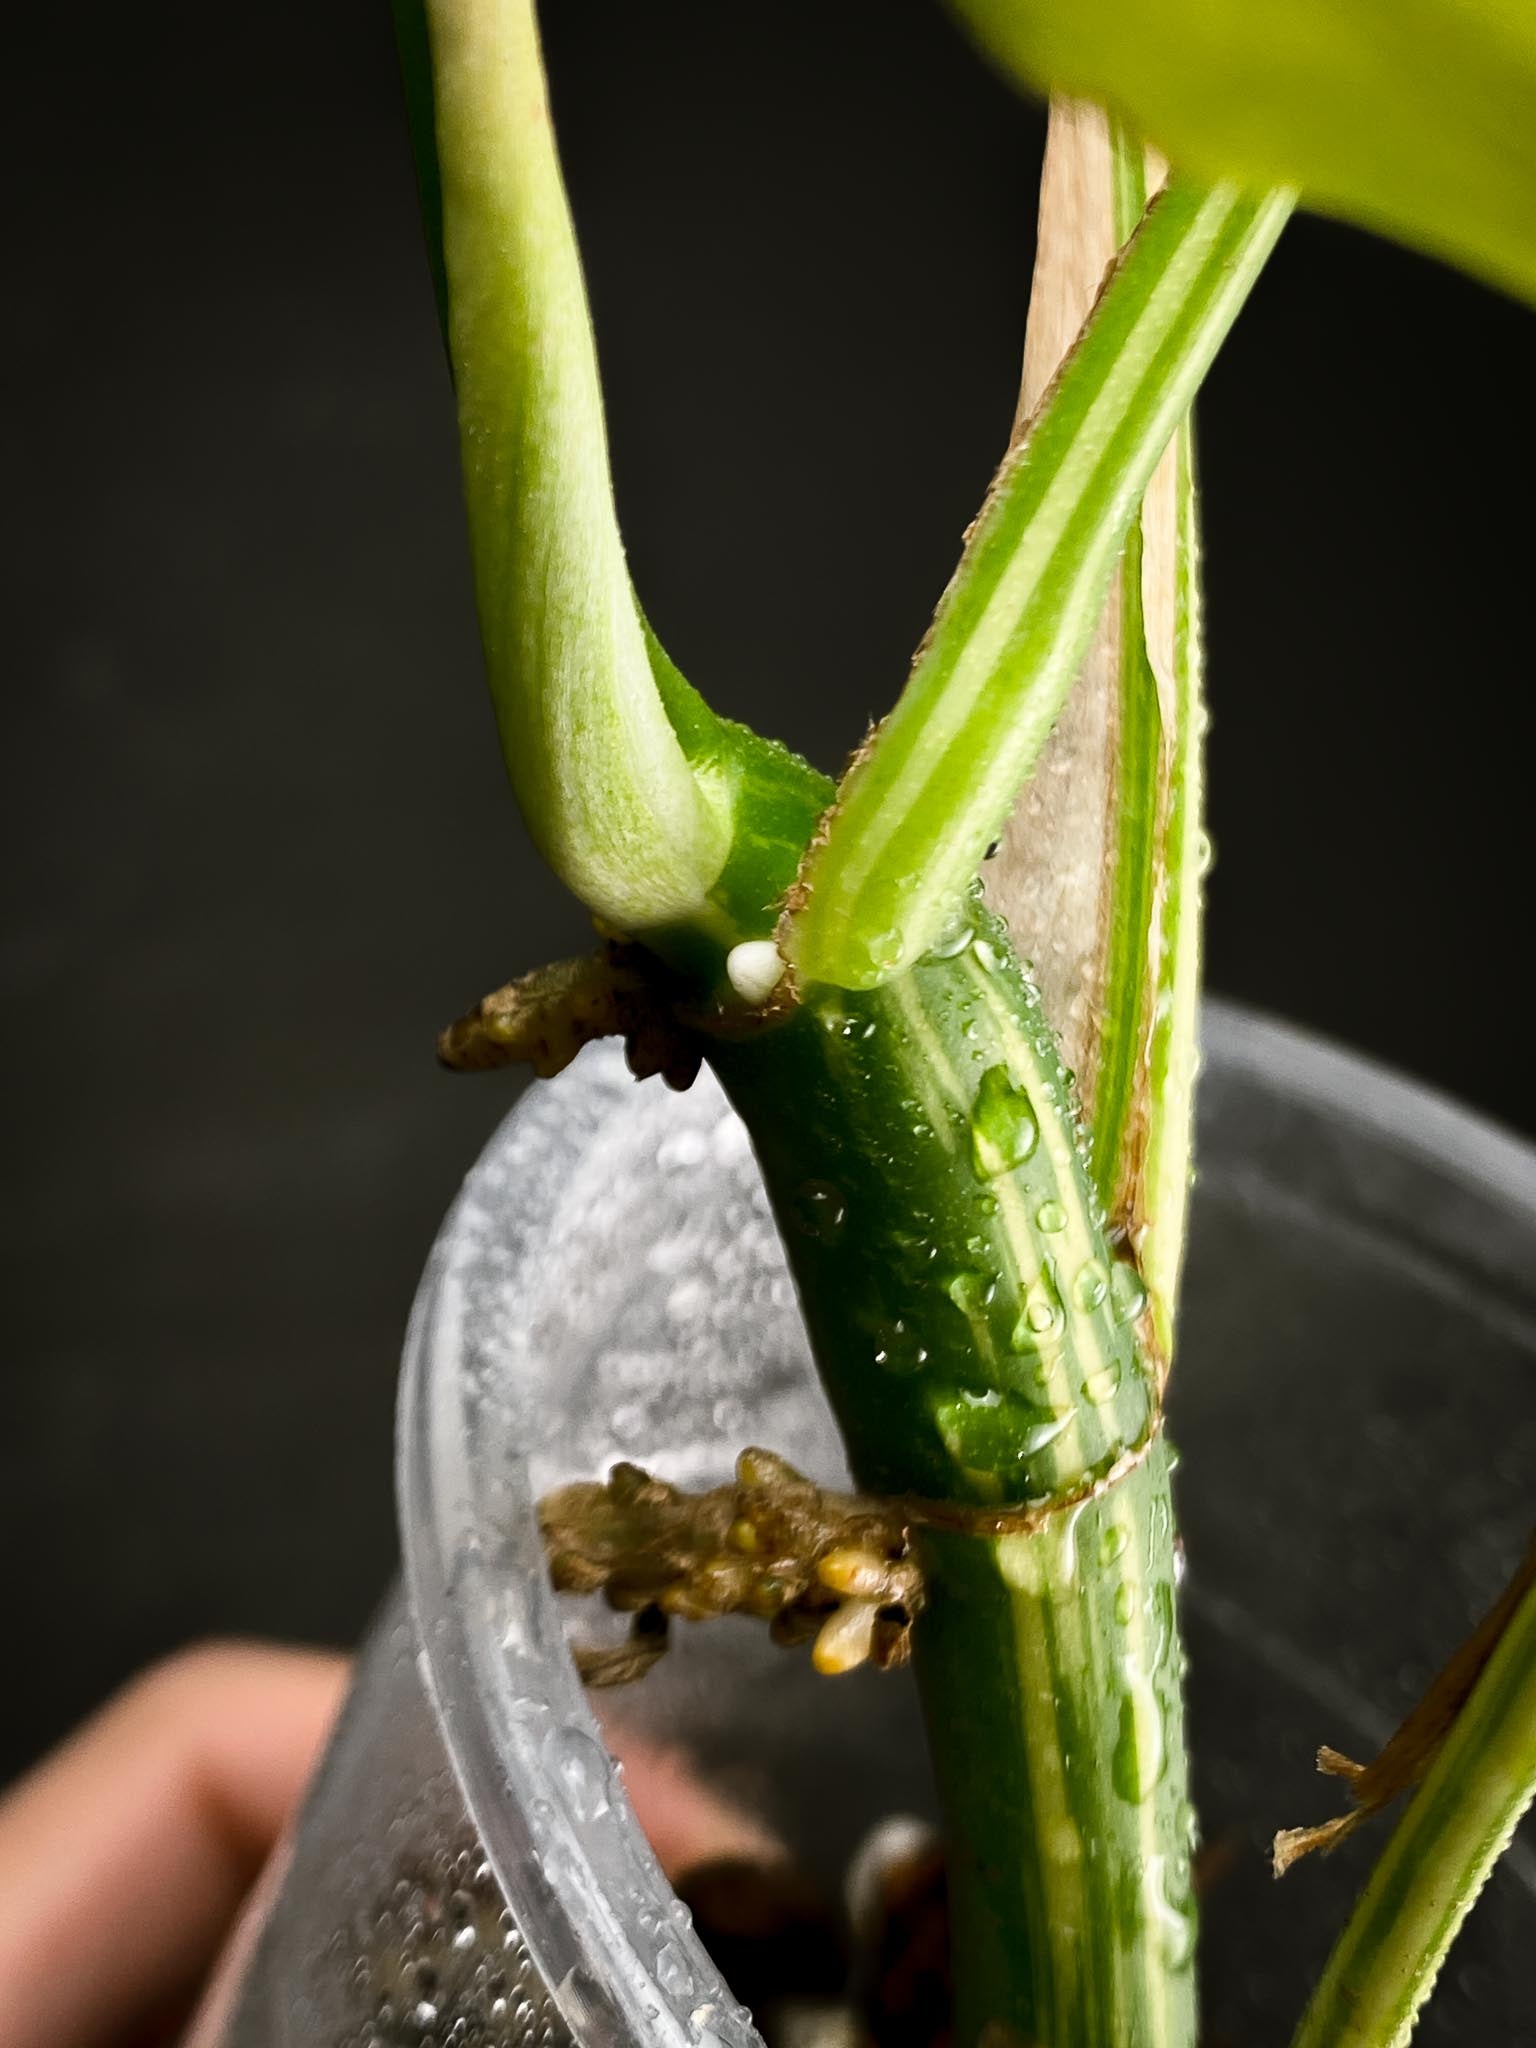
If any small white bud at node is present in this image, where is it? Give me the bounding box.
[725,939,786,1005]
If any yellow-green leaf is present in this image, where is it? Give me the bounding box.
[949,0,1536,307]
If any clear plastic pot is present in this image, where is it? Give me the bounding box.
[199,1004,1536,2048]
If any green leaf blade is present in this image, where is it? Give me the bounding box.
[948,0,1536,309]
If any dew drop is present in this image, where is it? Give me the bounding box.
[1018,1409,1073,1455]
[1083,1359,1123,1403]
[970,1065,1039,1179]
[1010,1275,1064,1353]
[1073,1260,1109,1312]
[1109,1260,1149,1324]
[874,1318,929,1376]
[447,1888,479,1952]
[867,928,903,975]
[1099,1522,1130,1565]
[1036,1199,1067,1234]
[946,1268,997,1317]
[546,1726,612,1822]
[892,1227,938,1272]
[927,912,975,960]
[791,1179,846,1243]
[655,1941,695,2000]
[1146,1853,1197,1971]
[1149,1580,1177,1671]
[935,1388,1068,1474]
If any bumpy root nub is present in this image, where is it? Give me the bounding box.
[437,945,703,1091]
[540,1449,924,1686]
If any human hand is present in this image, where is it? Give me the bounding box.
[0,1643,347,2048]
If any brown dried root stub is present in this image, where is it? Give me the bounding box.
[1273,1530,1536,1876]
[539,1449,924,1686]
[437,944,703,1091]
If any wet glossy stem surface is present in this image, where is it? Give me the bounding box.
[711,909,1195,2048]
[917,1448,1193,2048]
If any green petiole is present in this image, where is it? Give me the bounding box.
[784,176,1289,994]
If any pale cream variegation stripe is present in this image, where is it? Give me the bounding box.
[986,100,1180,1148]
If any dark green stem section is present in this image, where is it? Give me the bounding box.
[711,911,1196,2048]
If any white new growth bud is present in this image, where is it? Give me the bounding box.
[725,939,786,1005]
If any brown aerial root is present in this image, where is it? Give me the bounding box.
[436,942,704,1091]
[540,1449,923,1687]
[542,1428,1167,1688]
[1273,1529,1536,1877]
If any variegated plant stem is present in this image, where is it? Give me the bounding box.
[397,11,1289,2038]
[726,107,1249,2034]
[730,104,1248,2047]
[735,107,1208,2047]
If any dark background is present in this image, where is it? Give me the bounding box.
[4,0,1534,1783]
